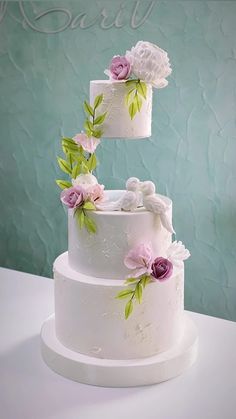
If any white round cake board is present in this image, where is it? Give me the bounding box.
[41,313,198,387]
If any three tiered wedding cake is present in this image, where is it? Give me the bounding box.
[41,41,198,386]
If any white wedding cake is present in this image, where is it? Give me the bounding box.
[41,41,198,387]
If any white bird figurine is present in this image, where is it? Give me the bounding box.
[96,177,141,212]
[141,181,175,234]
[125,177,143,208]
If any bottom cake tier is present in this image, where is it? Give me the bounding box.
[40,252,198,386]
[41,313,198,387]
[53,252,185,360]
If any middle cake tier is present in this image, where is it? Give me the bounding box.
[68,190,172,279]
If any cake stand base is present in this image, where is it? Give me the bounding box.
[41,313,198,387]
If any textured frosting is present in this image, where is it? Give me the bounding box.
[54,252,184,360]
[90,80,152,139]
[68,190,172,279]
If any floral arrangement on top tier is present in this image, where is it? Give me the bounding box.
[116,241,190,319]
[105,40,172,120]
[56,94,107,233]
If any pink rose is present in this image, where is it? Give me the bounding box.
[60,186,84,209]
[109,55,131,80]
[73,132,100,153]
[151,257,173,281]
[124,243,153,278]
[85,183,104,204]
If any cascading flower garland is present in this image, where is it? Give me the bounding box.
[116,241,190,319]
[55,94,107,233]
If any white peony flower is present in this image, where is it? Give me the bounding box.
[166,241,190,268]
[126,41,172,88]
[72,173,98,189]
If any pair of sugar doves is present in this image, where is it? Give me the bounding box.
[97,177,175,234]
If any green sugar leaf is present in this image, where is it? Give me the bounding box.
[62,138,78,152]
[55,180,72,190]
[80,211,85,228]
[125,79,138,87]
[75,207,81,217]
[62,143,79,153]
[67,153,73,168]
[83,201,96,210]
[125,300,133,319]
[84,215,97,234]
[92,129,103,138]
[84,101,94,117]
[57,157,72,175]
[129,101,138,120]
[116,289,134,299]
[62,139,78,155]
[78,145,84,154]
[87,153,97,171]
[69,153,81,163]
[80,161,89,174]
[135,282,143,304]
[62,137,76,145]
[134,93,142,112]
[125,277,139,284]
[125,88,135,106]
[137,81,147,99]
[75,208,81,222]
[93,94,103,110]
[94,112,107,126]
[72,162,81,179]
[61,137,76,147]
[79,210,85,228]
[62,145,68,155]
[73,154,87,165]
[141,275,151,288]
[75,208,85,229]
[85,129,93,138]
[84,119,94,133]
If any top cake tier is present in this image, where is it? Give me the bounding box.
[90,80,153,139]
[90,41,172,139]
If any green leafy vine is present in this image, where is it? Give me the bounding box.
[116,274,152,319]
[84,94,107,138]
[55,94,107,234]
[125,79,147,120]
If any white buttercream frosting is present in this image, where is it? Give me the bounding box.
[90,80,152,139]
[68,190,172,279]
[54,252,184,360]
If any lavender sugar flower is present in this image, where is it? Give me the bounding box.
[151,257,173,281]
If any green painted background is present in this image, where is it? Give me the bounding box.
[0,1,236,320]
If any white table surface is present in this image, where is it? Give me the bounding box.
[0,267,236,419]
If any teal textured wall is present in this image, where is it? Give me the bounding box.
[0,1,236,320]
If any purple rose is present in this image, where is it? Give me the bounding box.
[60,186,84,209]
[151,257,173,281]
[109,55,131,80]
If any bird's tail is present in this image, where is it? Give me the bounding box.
[95,195,124,211]
[160,212,176,234]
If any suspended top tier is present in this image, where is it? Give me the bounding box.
[90,41,172,140]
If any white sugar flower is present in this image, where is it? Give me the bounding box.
[166,241,190,268]
[72,173,98,189]
[126,41,172,88]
